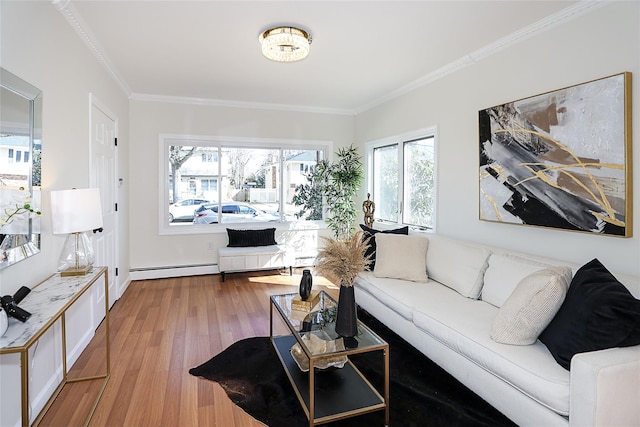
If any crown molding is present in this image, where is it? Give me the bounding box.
[53,0,132,96]
[354,0,608,114]
[129,93,356,116]
[55,0,607,115]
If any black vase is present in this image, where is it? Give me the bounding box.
[335,285,358,340]
[299,269,313,300]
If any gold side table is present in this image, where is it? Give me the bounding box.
[270,291,389,426]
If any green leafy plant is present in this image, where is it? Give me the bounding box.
[292,160,329,221]
[293,145,363,240]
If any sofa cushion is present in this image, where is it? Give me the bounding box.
[491,267,571,345]
[482,254,557,307]
[226,228,277,247]
[426,235,490,299]
[360,224,409,270]
[411,297,571,415]
[355,272,423,321]
[539,258,640,370]
[373,234,429,282]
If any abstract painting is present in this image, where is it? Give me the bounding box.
[479,72,632,236]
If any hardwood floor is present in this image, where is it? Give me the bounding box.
[40,269,339,426]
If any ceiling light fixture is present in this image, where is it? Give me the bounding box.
[259,26,312,62]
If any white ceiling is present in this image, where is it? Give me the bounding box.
[56,0,594,114]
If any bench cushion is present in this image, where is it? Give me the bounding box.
[227,228,277,247]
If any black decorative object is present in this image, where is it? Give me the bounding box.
[335,285,358,342]
[1,286,32,322]
[299,269,312,300]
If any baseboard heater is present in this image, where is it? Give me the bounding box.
[129,263,219,281]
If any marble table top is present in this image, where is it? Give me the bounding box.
[0,267,106,351]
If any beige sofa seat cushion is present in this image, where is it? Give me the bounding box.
[355,272,427,320]
[411,295,571,415]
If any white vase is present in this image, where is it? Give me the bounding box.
[0,308,8,337]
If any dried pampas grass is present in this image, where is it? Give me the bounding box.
[315,231,371,286]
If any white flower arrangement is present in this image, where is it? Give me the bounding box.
[0,187,41,230]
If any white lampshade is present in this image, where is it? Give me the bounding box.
[50,188,103,234]
[50,188,103,276]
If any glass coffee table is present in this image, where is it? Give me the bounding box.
[270,291,389,426]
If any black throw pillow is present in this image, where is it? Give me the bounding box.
[539,258,640,370]
[359,224,409,270]
[227,228,277,247]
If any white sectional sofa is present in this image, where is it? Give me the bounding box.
[354,232,640,427]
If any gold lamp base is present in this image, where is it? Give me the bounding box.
[60,265,93,277]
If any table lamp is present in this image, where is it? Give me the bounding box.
[50,188,103,276]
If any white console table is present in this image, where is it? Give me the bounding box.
[0,267,110,426]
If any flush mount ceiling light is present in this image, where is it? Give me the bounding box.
[259,26,312,62]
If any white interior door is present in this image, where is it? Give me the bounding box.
[90,95,118,325]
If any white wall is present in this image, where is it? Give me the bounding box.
[0,1,130,295]
[128,100,354,270]
[355,1,640,277]
[0,2,130,425]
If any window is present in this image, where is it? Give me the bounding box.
[201,178,217,192]
[8,148,14,162]
[161,135,329,234]
[15,151,22,162]
[369,129,436,229]
[201,151,217,162]
[23,151,29,163]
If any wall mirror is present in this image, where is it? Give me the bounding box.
[0,68,42,269]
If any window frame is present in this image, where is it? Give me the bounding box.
[159,134,332,235]
[366,127,438,231]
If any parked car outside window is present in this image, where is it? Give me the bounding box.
[193,202,279,224]
[169,198,210,222]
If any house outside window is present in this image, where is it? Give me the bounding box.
[368,129,437,230]
[201,151,217,162]
[161,135,329,234]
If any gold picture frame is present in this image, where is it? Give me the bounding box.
[479,72,632,237]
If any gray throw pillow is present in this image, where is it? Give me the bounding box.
[490,266,571,345]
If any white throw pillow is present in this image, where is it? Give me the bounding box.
[426,235,491,299]
[373,234,429,282]
[482,254,556,307]
[491,266,571,345]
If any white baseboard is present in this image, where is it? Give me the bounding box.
[129,264,220,281]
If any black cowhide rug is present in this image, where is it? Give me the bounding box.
[189,309,517,427]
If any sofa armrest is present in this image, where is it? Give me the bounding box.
[570,345,640,427]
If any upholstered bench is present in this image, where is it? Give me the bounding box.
[217,228,294,281]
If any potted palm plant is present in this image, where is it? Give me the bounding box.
[314,231,371,342]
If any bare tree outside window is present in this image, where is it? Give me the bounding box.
[169,146,197,203]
